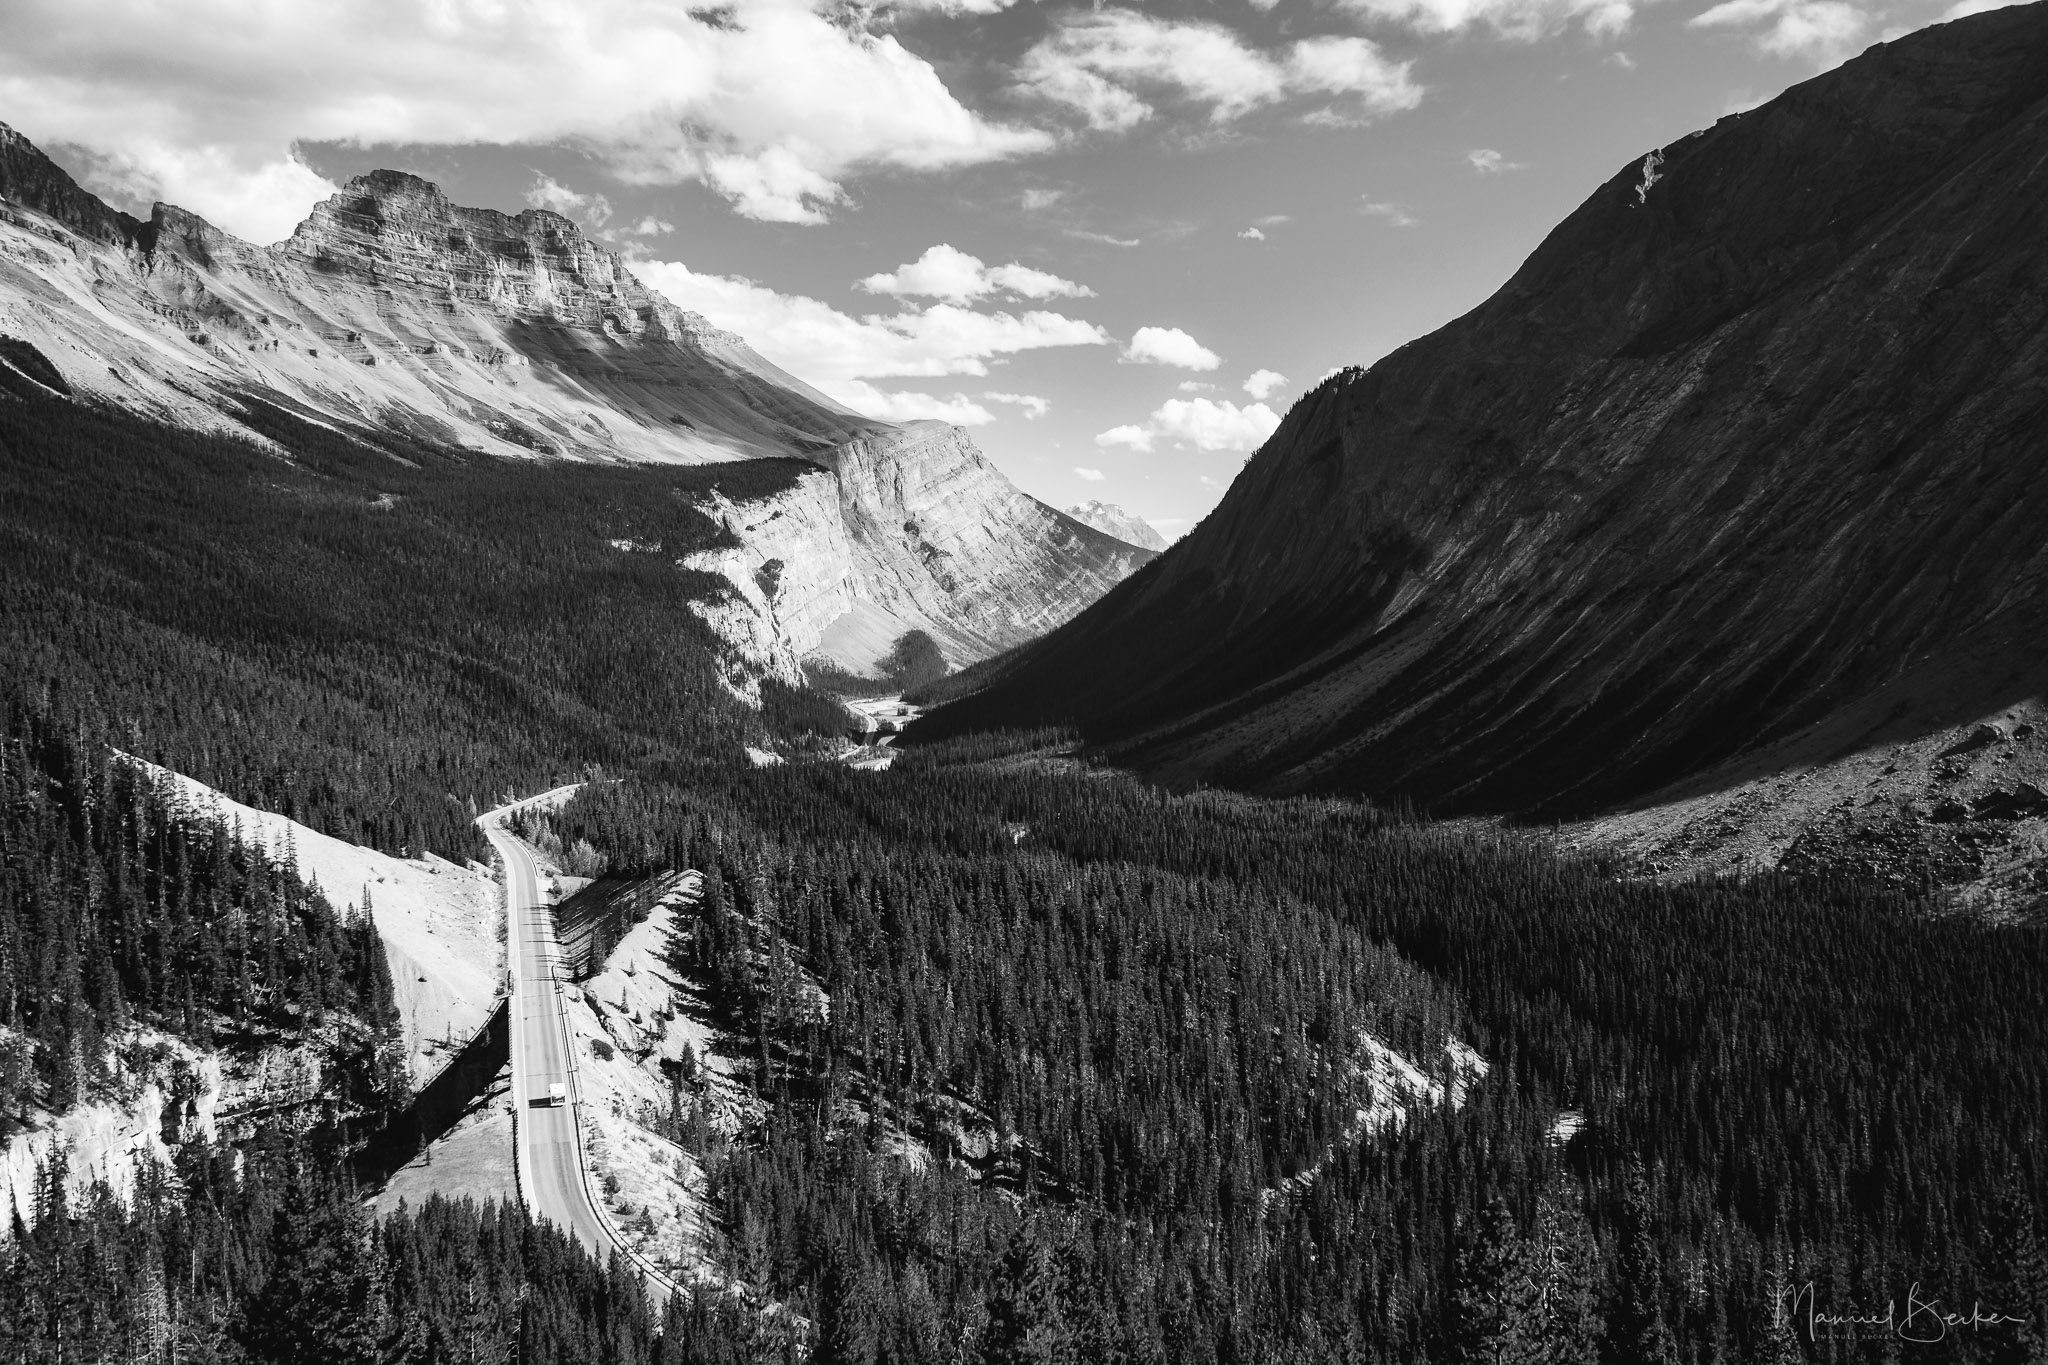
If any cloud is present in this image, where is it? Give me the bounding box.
[984,391,1052,418]
[1335,0,1637,39]
[1466,148,1524,173]
[1096,397,1281,453]
[1177,380,1216,392]
[1123,326,1221,370]
[1016,10,1420,132]
[1020,187,1066,211]
[1237,226,1267,240]
[1360,199,1420,227]
[858,243,1095,305]
[1095,425,1155,452]
[0,0,1051,241]
[833,381,996,425]
[1074,466,1107,481]
[526,175,614,226]
[635,260,1110,416]
[1243,368,1288,400]
[1942,0,2027,15]
[1067,228,1143,247]
[1688,0,1871,61]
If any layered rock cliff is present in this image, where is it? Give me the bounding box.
[0,124,1152,678]
[685,423,1154,679]
[921,4,2048,824]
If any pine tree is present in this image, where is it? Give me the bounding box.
[1607,1167,1677,1365]
[814,1242,879,1365]
[981,1227,1073,1365]
[1452,1195,1544,1365]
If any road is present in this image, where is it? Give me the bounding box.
[481,814,616,1265]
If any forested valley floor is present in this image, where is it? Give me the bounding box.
[2,358,2045,1362]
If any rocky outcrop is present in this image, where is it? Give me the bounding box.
[683,423,1157,679]
[922,4,2048,818]
[1065,500,1168,551]
[0,123,1153,677]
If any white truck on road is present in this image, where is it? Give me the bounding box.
[546,1082,567,1107]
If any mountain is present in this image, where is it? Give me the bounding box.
[920,5,2048,832]
[0,123,1152,680]
[1064,499,1169,551]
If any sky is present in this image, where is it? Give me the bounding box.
[0,0,2018,540]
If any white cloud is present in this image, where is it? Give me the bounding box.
[984,391,1052,418]
[625,216,676,236]
[1074,466,1107,481]
[1021,187,1067,211]
[1177,380,1216,392]
[636,260,1110,411]
[833,381,996,425]
[525,175,614,226]
[1466,148,1524,173]
[1360,199,1420,227]
[858,243,1095,304]
[1068,228,1143,248]
[1943,0,2027,16]
[1096,397,1280,453]
[1095,425,1155,452]
[1337,0,1637,39]
[1688,0,1871,61]
[1123,326,1221,371]
[1243,368,1288,400]
[1016,10,1420,132]
[0,0,1051,241]
[1238,226,1267,240]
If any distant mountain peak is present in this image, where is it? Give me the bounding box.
[1064,500,1168,551]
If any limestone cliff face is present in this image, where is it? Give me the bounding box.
[685,423,1156,679]
[0,126,1153,678]
[925,4,2048,816]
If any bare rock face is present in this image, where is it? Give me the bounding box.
[0,125,1154,678]
[1064,500,1168,551]
[924,5,2048,821]
[685,423,1156,680]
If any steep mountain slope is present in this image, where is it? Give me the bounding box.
[1065,499,1169,551]
[921,4,2048,823]
[0,124,1151,678]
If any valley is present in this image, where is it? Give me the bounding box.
[2,6,2046,1363]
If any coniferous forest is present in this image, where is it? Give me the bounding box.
[2,350,2045,1363]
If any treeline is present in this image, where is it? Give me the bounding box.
[0,363,845,865]
[526,761,2048,1363]
[0,681,406,1124]
[0,1135,686,1364]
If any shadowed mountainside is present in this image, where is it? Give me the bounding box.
[919,3,2048,821]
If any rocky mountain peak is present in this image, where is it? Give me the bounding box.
[281,169,697,337]
[1064,499,1168,551]
[0,119,148,248]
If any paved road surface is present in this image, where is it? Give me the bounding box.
[482,817,614,1263]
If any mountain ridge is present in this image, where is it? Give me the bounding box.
[0,121,1154,679]
[919,3,2048,831]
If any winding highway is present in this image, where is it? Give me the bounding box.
[482,814,614,1261]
